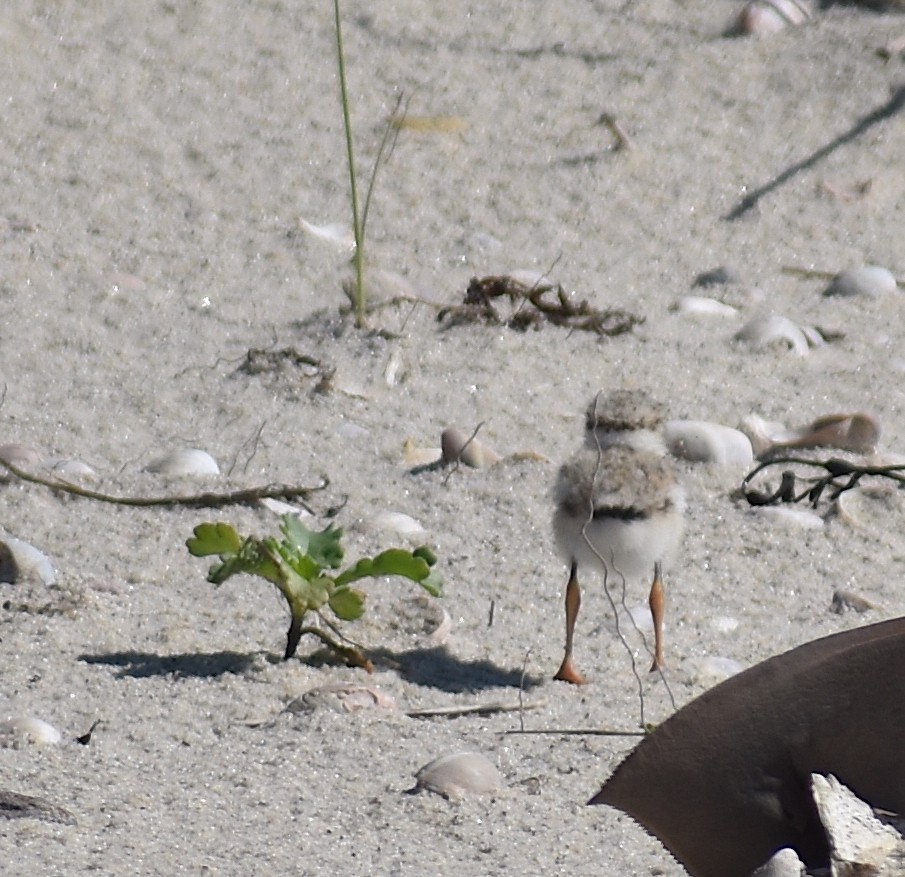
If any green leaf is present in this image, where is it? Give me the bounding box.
[413,545,437,566]
[329,586,366,621]
[279,515,344,570]
[334,548,443,596]
[186,522,244,558]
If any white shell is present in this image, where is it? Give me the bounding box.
[0,443,45,468]
[414,751,502,800]
[145,448,220,477]
[664,420,754,466]
[441,427,501,468]
[735,0,811,35]
[0,715,62,747]
[287,683,397,714]
[811,774,899,873]
[750,847,806,877]
[734,314,809,356]
[48,458,98,481]
[371,512,427,540]
[403,439,442,467]
[825,265,897,298]
[741,412,880,456]
[258,497,313,518]
[671,296,739,318]
[0,535,56,585]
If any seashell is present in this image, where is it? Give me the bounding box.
[258,497,313,519]
[0,716,62,747]
[371,512,427,540]
[440,427,501,468]
[750,847,806,877]
[664,420,754,466]
[47,458,98,481]
[298,217,355,251]
[732,0,812,36]
[734,314,810,356]
[824,265,897,298]
[671,296,739,318]
[145,448,220,477]
[286,683,397,714]
[741,412,880,456]
[413,751,502,800]
[831,589,878,614]
[0,443,45,469]
[0,536,56,585]
[810,774,899,873]
[383,348,406,386]
[403,438,442,467]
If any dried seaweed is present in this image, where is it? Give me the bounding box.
[740,455,905,508]
[237,347,334,392]
[438,275,644,337]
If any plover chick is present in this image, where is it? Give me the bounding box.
[552,389,685,684]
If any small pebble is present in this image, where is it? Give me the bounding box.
[692,265,742,287]
[441,427,501,468]
[413,751,502,800]
[824,265,897,298]
[0,443,45,468]
[750,847,806,877]
[664,420,753,466]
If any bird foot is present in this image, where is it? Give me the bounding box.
[554,655,587,685]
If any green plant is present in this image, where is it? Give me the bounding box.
[186,514,441,669]
[332,0,402,327]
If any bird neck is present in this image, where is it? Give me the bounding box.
[587,428,666,455]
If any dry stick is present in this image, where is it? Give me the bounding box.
[0,458,327,511]
[782,264,905,287]
[724,84,905,221]
[407,701,546,719]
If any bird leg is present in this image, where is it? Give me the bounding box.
[554,560,587,684]
[649,561,666,672]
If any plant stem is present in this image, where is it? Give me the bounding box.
[332,0,365,327]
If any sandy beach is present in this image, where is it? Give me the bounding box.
[1,2,904,874]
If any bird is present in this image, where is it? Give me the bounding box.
[552,389,685,684]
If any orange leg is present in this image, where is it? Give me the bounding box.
[554,560,587,684]
[649,561,666,672]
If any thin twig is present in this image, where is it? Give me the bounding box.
[0,458,327,510]
[406,700,546,719]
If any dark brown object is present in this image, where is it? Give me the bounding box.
[591,617,905,877]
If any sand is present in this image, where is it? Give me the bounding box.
[1,2,904,875]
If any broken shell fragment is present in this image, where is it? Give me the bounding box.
[413,751,503,800]
[441,427,501,468]
[824,266,897,298]
[0,536,56,585]
[145,448,220,477]
[741,412,880,457]
[734,314,810,356]
[664,420,753,466]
